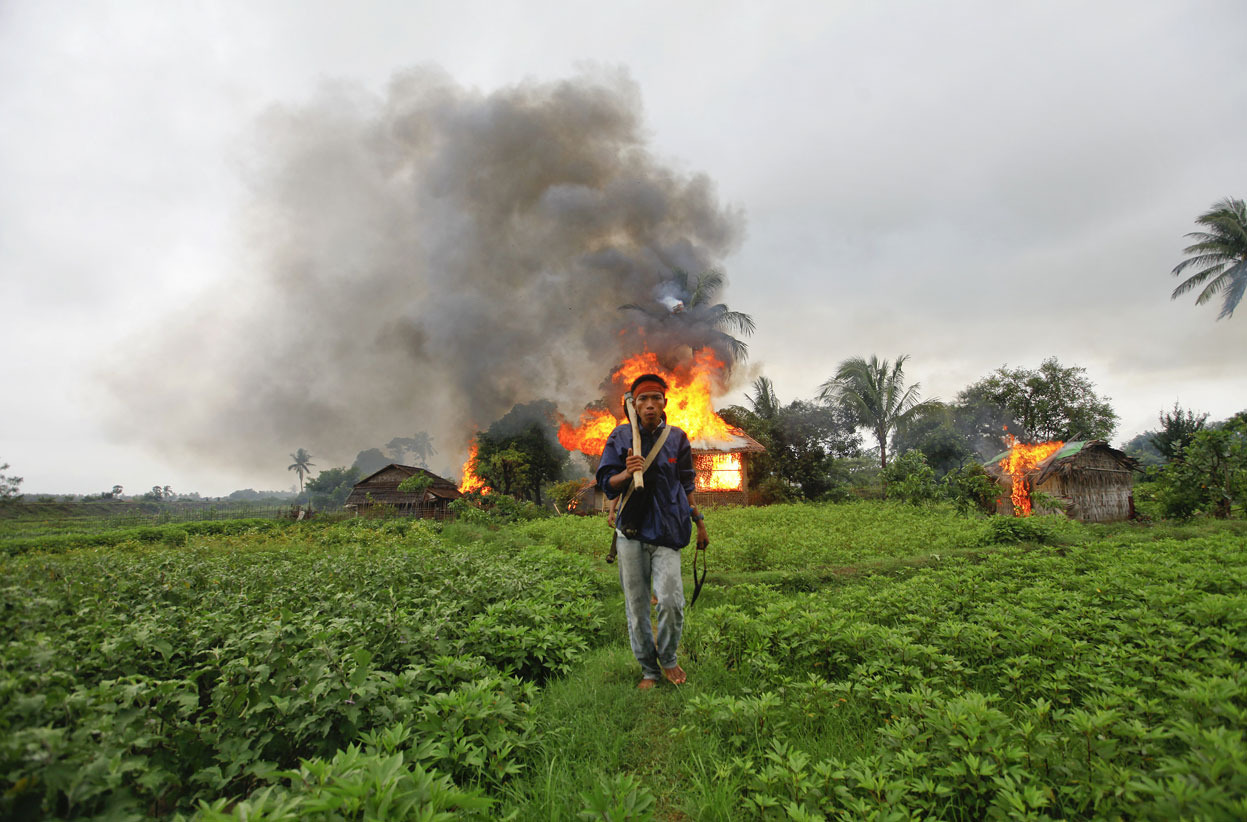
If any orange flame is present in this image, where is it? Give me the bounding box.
[696,453,743,491]
[458,442,490,494]
[558,408,622,455]
[998,433,1063,516]
[558,349,735,455]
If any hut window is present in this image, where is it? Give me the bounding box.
[694,453,744,491]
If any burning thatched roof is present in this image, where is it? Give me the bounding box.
[983,440,1140,483]
[689,426,766,454]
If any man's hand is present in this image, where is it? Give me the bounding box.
[696,520,709,551]
[624,447,644,476]
[610,448,646,491]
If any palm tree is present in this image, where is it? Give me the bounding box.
[386,432,437,468]
[745,376,782,421]
[819,355,931,469]
[407,431,436,467]
[620,269,756,362]
[1171,197,1247,320]
[287,448,315,495]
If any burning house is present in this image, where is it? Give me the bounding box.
[985,440,1141,522]
[557,350,766,511]
[345,464,462,518]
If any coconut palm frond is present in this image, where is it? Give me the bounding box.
[1173,198,1247,320]
[1172,250,1239,277]
[670,269,692,296]
[1216,261,1247,319]
[1194,271,1234,304]
[689,270,725,306]
[618,303,667,321]
[1171,264,1224,297]
[723,333,750,362]
[703,304,757,337]
[746,376,781,419]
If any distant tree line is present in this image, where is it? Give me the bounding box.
[1123,403,1247,520]
[721,355,1120,505]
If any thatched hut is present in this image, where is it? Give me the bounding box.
[985,440,1141,522]
[687,428,768,508]
[345,464,461,519]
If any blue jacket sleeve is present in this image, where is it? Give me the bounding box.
[596,426,629,500]
[676,432,695,496]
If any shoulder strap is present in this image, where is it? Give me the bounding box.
[616,424,673,517]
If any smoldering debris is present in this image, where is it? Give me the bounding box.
[100,66,745,477]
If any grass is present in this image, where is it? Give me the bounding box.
[3,502,1245,819]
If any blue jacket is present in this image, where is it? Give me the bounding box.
[596,421,696,549]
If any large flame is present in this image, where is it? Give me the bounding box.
[557,348,745,493]
[999,433,1063,516]
[557,407,622,455]
[458,442,491,494]
[558,349,735,453]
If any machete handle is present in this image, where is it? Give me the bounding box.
[624,393,645,490]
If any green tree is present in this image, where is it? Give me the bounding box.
[620,268,756,362]
[305,466,361,509]
[1170,197,1247,320]
[1120,431,1166,468]
[287,448,315,495]
[479,447,532,499]
[474,401,569,504]
[1154,417,1247,519]
[0,462,23,501]
[819,354,932,469]
[386,432,437,468]
[958,358,1117,443]
[722,380,860,499]
[352,448,390,476]
[1150,402,1209,462]
[893,402,976,477]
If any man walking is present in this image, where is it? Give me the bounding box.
[597,374,709,689]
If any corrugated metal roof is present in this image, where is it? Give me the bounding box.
[983,440,1087,467]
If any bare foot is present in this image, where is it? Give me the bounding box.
[662,665,686,685]
[637,678,659,690]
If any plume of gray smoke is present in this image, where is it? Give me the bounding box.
[101,66,744,479]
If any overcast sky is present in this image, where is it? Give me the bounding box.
[2,0,1245,496]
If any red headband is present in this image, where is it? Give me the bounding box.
[632,379,666,398]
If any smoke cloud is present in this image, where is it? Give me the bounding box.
[101,66,744,479]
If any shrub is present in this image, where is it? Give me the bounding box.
[449,492,550,524]
[754,476,800,505]
[986,515,1054,544]
[1152,420,1246,520]
[945,463,999,515]
[882,450,943,505]
[397,474,434,495]
[549,478,593,513]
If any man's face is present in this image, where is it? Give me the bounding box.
[635,391,666,428]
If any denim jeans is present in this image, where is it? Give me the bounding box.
[615,530,684,680]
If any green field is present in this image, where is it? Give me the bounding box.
[2,504,1245,820]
